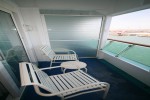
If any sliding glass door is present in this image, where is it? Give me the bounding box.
[45,15,102,57]
[0,10,29,88]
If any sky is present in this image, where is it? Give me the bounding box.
[110,8,150,30]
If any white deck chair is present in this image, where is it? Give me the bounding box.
[40,45,78,67]
[19,62,110,100]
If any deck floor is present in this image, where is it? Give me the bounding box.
[20,58,150,100]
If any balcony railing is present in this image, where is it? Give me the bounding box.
[108,38,150,48]
[102,38,150,72]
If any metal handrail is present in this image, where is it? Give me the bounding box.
[108,38,150,47]
[115,44,134,57]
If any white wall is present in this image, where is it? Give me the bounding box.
[98,16,112,49]
[12,11,38,63]
[96,15,111,58]
[97,50,150,87]
[19,8,50,61]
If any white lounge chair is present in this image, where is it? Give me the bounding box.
[19,62,110,100]
[40,45,78,67]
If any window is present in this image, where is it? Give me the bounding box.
[103,9,150,71]
[109,8,150,45]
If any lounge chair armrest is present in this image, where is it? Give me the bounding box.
[39,66,61,71]
[54,48,77,54]
[68,50,77,54]
[67,50,79,60]
[34,86,53,96]
[54,48,69,53]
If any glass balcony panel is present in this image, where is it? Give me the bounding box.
[50,40,98,57]
[103,41,130,55]
[45,16,101,40]
[120,45,150,67]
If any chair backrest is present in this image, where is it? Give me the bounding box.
[40,45,56,60]
[19,62,55,93]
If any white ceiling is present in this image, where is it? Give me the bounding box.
[12,0,150,15]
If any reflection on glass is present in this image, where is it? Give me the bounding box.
[51,40,98,57]
[45,15,102,57]
[0,10,29,87]
[45,16,101,40]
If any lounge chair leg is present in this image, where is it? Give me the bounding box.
[102,83,110,99]
[61,67,64,72]
[84,68,87,73]
[63,69,67,73]
[60,95,65,100]
[50,60,53,67]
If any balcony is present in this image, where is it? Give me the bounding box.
[0,0,150,100]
